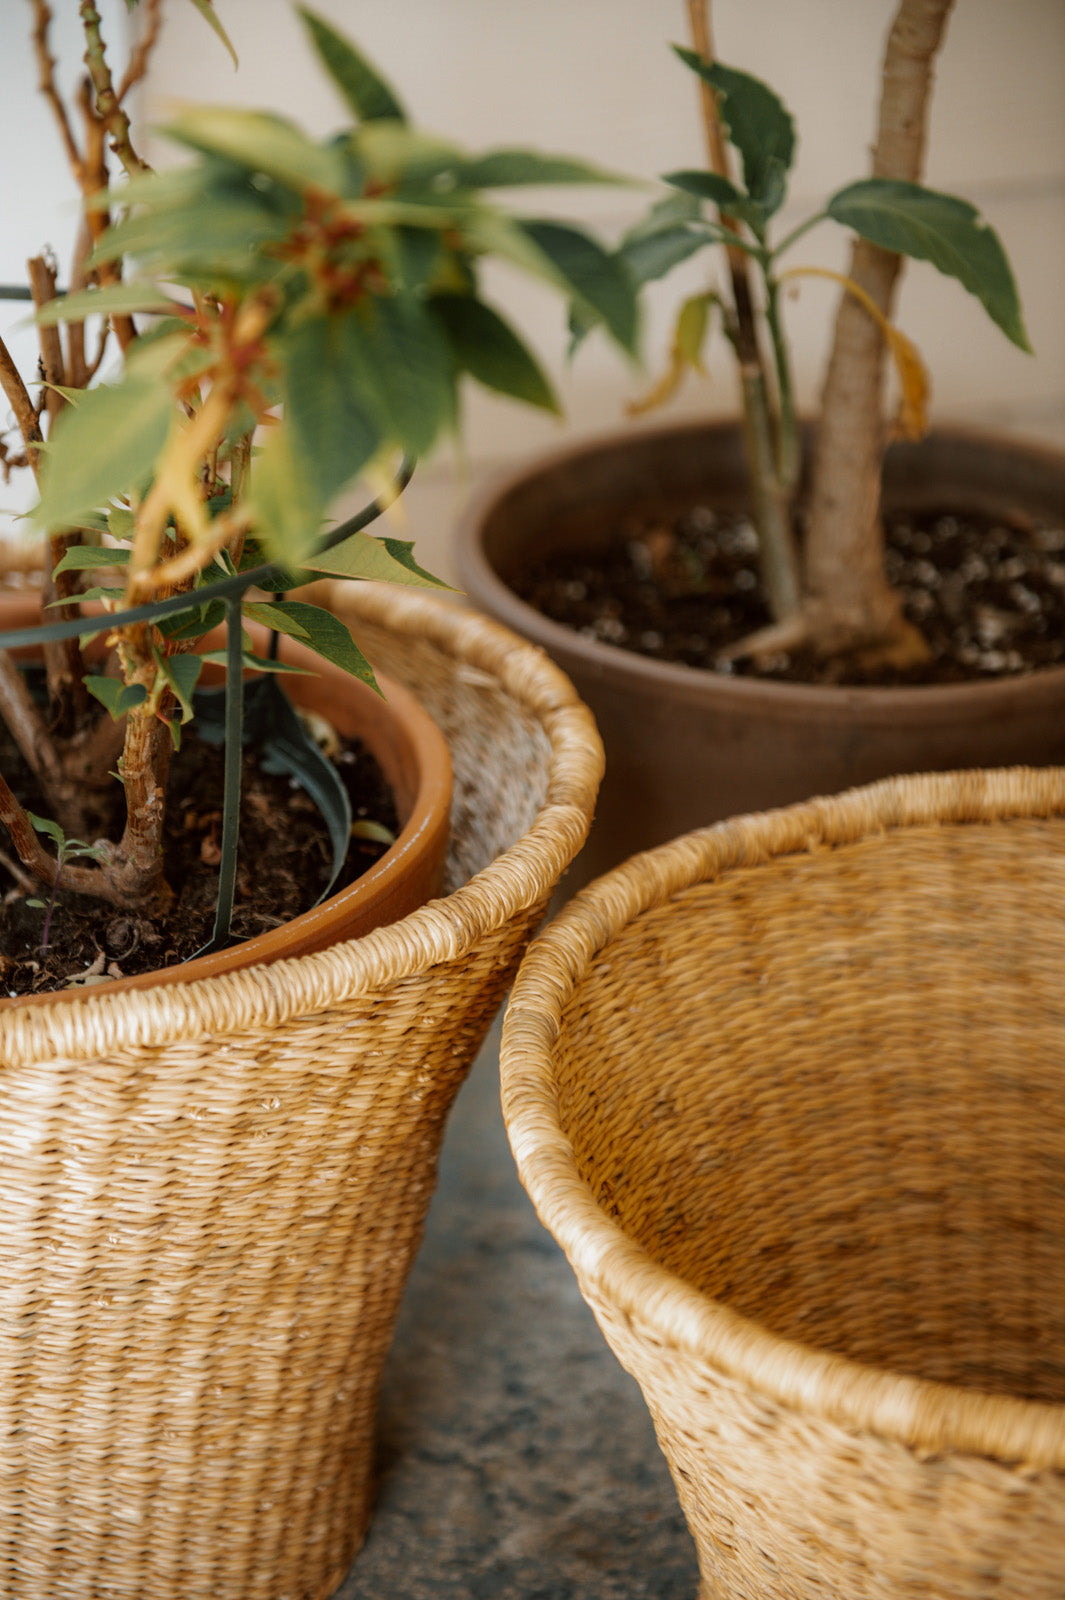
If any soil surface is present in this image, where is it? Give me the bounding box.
[513,505,1065,687]
[0,722,398,999]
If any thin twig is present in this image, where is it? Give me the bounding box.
[30,0,84,180]
[117,0,163,102]
[0,334,43,473]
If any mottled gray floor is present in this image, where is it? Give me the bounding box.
[332,1014,699,1600]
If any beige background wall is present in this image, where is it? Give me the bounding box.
[2,1,1063,575]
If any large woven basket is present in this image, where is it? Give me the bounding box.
[0,583,602,1600]
[501,767,1065,1600]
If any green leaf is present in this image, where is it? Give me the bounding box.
[83,676,149,719]
[199,648,316,675]
[34,282,180,326]
[662,167,772,233]
[674,52,795,217]
[298,7,407,123]
[246,427,324,564]
[52,545,131,575]
[155,598,227,641]
[618,225,707,288]
[154,650,204,724]
[278,316,384,511]
[27,811,64,848]
[181,0,238,68]
[267,603,378,685]
[341,295,456,457]
[826,179,1031,351]
[92,181,290,272]
[306,528,449,588]
[431,293,559,412]
[452,149,629,189]
[520,220,639,354]
[243,600,312,639]
[31,380,173,534]
[159,107,348,194]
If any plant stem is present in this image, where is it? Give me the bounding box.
[801,0,955,655]
[687,0,801,622]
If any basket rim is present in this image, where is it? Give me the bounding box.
[500,764,1065,1469]
[0,584,603,1066]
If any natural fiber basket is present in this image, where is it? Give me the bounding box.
[501,767,1065,1600]
[0,584,602,1600]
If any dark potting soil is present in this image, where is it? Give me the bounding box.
[513,505,1065,687]
[0,724,399,999]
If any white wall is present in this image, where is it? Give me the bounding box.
[3,1,1063,572]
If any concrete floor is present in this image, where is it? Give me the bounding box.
[332,1014,700,1600]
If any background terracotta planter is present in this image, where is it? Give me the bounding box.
[0,585,602,1600]
[455,422,1065,886]
[0,600,453,1005]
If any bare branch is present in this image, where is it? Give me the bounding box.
[30,0,84,181]
[0,333,43,475]
[117,0,163,102]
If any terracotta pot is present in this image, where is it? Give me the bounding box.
[0,597,452,1005]
[455,421,1065,887]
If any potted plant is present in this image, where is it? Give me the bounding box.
[455,0,1065,887]
[0,3,626,1593]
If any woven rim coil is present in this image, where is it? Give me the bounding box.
[0,582,603,1600]
[501,766,1065,1600]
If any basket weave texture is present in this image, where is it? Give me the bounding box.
[0,584,602,1600]
[501,767,1065,1600]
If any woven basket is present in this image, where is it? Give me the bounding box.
[501,767,1065,1600]
[0,583,602,1600]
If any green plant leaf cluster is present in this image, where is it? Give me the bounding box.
[623,47,1029,353]
[32,8,640,570]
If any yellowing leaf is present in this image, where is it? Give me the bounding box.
[627,293,713,417]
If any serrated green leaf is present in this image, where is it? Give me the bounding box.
[258,603,378,686]
[31,380,174,534]
[826,179,1031,351]
[199,648,316,675]
[298,7,407,123]
[243,600,312,639]
[519,220,639,354]
[453,149,629,189]
[52,545,132,575]
[306,528,448,588]
[431,293,559,413]
[154,649,204,723]
[674,52,795,217]
[83,676,148,719]
[159,107,348,195]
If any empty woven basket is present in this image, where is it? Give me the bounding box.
[0,584,602,1600]
[501,767,1065,1600]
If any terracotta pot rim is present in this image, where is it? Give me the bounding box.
[0,601,453,1008]
[456,418,1065,711]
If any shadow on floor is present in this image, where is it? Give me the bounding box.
[332,1012,699,1600]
